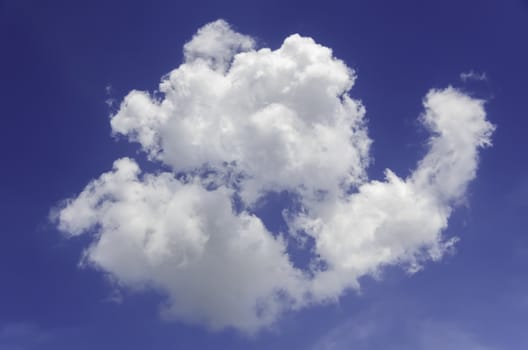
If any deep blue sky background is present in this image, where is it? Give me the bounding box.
[1,0,527,349]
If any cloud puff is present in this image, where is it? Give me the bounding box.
[58,158,305,331]
[110,20,369,205]
[55,19,494,332]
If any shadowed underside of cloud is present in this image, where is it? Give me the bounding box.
[54,20,494,333]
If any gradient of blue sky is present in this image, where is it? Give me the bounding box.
[1,0,527,349]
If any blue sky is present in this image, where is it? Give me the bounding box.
[1,0,528,349]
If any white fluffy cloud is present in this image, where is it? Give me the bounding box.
[297,88,494,300]
[110,20,369,204]
[58,158,305,331]
[55,19,494,332]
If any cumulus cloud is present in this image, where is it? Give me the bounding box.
[111,20,368,204]
[58,158,305,331]
[54,19,494,332]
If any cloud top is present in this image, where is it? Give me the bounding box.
[55,20,494,333]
